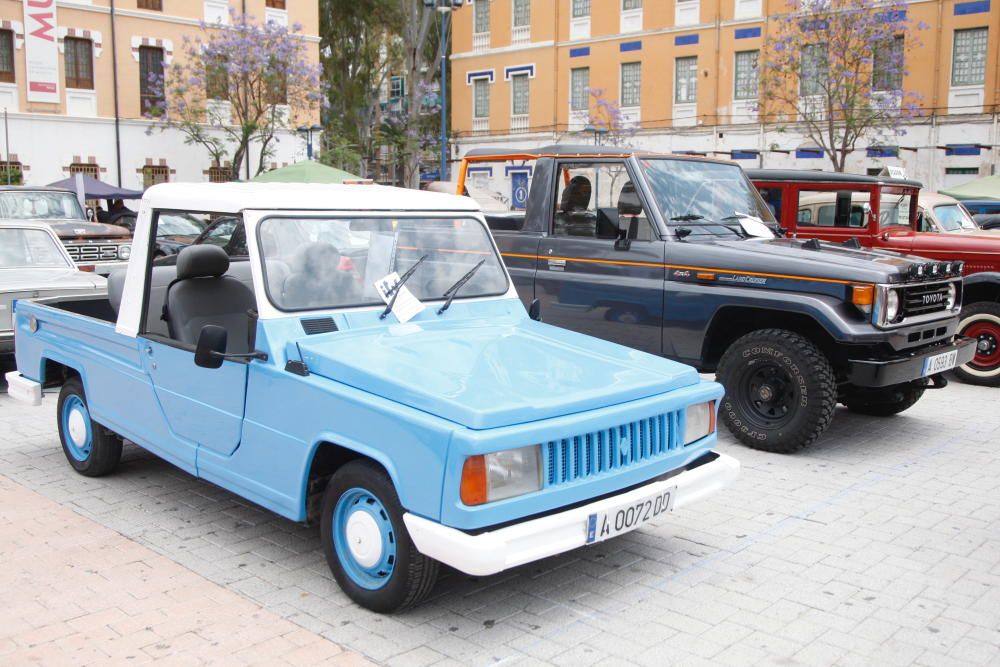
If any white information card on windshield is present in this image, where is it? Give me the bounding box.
[374,272,425,323]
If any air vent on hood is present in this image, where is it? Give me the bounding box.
[301,317,338,335]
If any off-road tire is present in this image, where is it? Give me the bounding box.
[953,301,1000,387]
[841,382,926,416]
[320,460,438,613]
[56,377,123,476]
[716,329,837,454]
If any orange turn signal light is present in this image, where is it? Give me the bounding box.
[851,285,874,306]
[460,455,488,506]
[696,272,716,281]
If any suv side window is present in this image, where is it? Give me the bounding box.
[553,162,654,241]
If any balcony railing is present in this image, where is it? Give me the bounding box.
[512,25,530,45]
[511,114,529,133]
[473,117,489,134]
[473,32,490,52]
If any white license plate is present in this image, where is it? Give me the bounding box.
[586,486,676,544]
[922,349,958,376]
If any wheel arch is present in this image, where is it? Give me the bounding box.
[301,437,402,524]
[962,272,1000,306]
[701,306,840,372]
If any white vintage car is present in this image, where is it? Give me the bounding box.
[1,222,106,356]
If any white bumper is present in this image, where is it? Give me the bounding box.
[5,371,43,406]
[403,453,740,577]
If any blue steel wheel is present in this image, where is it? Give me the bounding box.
[332,488,397,590]
[56,377,122,477]
[320,460,439,613]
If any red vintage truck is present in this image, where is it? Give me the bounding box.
[748,169,1000,386]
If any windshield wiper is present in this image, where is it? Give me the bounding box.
[379,254,428,320]
[437,259,486,315]
[669,214,706,221]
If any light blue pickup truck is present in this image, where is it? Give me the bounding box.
[6,182,739,612]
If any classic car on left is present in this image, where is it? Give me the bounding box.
[0,222,107,356]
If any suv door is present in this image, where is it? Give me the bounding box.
[533,160,666,356]
[139,211,250,458]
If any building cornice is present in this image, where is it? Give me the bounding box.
[53,1,321,43]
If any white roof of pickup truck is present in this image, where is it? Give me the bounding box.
[142,182,480,214]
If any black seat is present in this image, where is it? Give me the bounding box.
[165,245,255,353]
[281,242,355,310]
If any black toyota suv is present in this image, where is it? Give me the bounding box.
[457,146,975,453]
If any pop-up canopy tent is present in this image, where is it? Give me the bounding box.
[941,175,1000,201]
[252,161,361,184]
[47,174,143,200]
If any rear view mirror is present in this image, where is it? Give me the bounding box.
[528,299,542,322]
[195,325,227,369]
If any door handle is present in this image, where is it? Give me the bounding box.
[145,345,153,356]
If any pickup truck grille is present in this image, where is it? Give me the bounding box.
[63,243,127,263]
[542,413,677,487]
[901,282,952,319]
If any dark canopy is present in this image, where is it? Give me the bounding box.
[47,174,143,200]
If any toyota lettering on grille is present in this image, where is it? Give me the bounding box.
[65,244,123,262]
[922,292,945,305]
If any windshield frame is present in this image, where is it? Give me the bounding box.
[254,212,513,315]
[932,203,978,232]
[0,189,88,221]
[0,225,76,269]
[632,156,777,241]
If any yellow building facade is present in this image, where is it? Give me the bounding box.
[0,0,319,187]
[449,0,1000,189]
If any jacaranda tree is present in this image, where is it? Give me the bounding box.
[759,0,925,171]
[147,11,326,180]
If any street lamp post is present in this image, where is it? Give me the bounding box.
[296,124,323,160]
[425,0,464,183]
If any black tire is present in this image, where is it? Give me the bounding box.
[953,301,1000,387]
[842,382,926,416]
[716,328,837,454]
[320,460,438,613]
[56,377,122,477]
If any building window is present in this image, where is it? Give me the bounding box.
[570,67,589,111]
[137,0,163,10]
[734,50,758,100]
[266,0,286,8]
[675,57,697,103]
[623,0,642,9]
[511,73,529,116]
[64,38,95,90]
[69,162,100,178]
[142,165,169,189]
[206,56,228,100]
[0,30,13,84]
[208,165,230,183]
[873,35,903,91]
[945,167,979,175]
[474,0,491,34]
[139,46,164,114]
[0,160,23,184]
[952,28,987,86]
[513,0,530,27]
[800,43,828,97]
[572,0,591,18]
[390,75,405,99]
[473,78,490,118]
[621,62,640,107]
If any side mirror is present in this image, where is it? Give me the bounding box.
[528,298,542,322]
[195,325,227,369]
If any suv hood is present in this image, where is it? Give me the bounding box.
[296,315,699,430]
[702,237,918,283]
[38,220,132,240]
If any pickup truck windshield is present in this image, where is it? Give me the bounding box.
[0,191,87,221]
[638,159,775,239]
[0,227,72,268]
[258,216,509,311]
[934,204,978,231]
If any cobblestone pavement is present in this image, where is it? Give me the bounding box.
[1,379,998,667]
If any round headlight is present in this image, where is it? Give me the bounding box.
[946,283,957,309]
[118,244,132,260]
[886,289,900,322]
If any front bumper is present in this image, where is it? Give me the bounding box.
[4,371,42,405]
[847,336,976,387]
[403,452,740,577]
